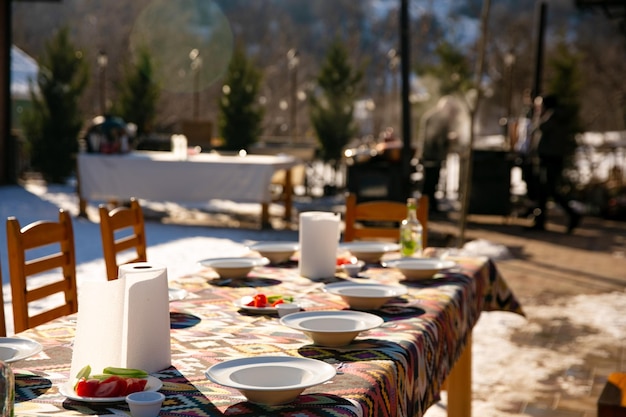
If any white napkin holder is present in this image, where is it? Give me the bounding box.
[171,134,188,160]
[70,262,171,378]
[298,211,340,279]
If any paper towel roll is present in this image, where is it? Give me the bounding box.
[70,262,171,378]
[118,263,172,373]
[298,211,340,279]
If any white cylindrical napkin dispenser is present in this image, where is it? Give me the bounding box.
[298,211,340,279]
[70,262,172,378]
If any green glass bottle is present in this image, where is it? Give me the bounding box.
[399,197,423,257]
[0,360,14,417]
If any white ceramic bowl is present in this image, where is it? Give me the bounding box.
[279,310,384,347]
[340,260,365,277]
[324,282,407,310]
[205,356,336,405]
[276,303,301,317]
[248,242,299,264]
[339,242,400,263]
[382,258,457,281]
[199,257,270,279]
[126,391,165,417]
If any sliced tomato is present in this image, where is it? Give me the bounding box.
[336,256,353,266]
[122,377,148,396]
[94,375,125,397]
[75,378,99,397]
[253,294,267,307]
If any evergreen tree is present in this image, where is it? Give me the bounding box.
[217,46,264,151]
[21,27,89,183]
[113,45,160,139]
[309,39,363,176]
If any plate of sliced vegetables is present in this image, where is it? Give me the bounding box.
[233,294,296,314]
[59,366,162,403]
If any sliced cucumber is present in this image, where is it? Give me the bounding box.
[102,366,148,378]
[75,364,91,380]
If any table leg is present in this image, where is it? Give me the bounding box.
[447,332,472,417]
[78,197,88,218]
[261,203,270,228]
[283,168,293,222]
[76,168,88,218]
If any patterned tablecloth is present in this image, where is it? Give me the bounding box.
[13,255,523,417]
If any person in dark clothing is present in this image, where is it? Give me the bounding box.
[528,95,581,233]
[514,90,541,210]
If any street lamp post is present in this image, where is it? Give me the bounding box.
[287,48,299,143]
[97,50,108,115]
[387,48,400,131]
[504,51,516,147]
[189,49,202,120]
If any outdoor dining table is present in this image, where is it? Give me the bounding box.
[12,253,524,417]
[76,151,300,226]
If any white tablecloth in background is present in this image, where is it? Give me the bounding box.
[77,151,298,204]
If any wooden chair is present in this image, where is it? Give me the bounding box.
[6,209,78,333]
[99,198,147,281]
[0,261,6,337]
[343,193,429,248]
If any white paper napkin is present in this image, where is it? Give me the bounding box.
[70,262,172,378]
[298,211,340,279]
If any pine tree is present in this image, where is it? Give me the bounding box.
[113,46,160,139]
[217,46,264,151]
[309,39,363,179]
[21,27,89,183]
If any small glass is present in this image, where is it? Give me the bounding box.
[0,360,14,417]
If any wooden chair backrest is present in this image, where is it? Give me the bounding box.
[343,193,429,248]
[6,209,78,333]
[99,198,147,281]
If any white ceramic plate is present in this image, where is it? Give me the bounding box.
[205,356,336,405]
[0,337,43,363]
[339,242,400,263]
[233,296,298,314]
[247,242,299,264]
[323,282,407,310]
[59,375,163,403]
[382,258,457,280]
[199,257,270,279]
[280,310,384,347]
[168,288,188,302]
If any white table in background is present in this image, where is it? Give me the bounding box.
[77,151,299,226]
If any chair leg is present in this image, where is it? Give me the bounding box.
[598,373,626,417]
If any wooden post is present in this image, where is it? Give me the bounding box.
[0,0,11,184]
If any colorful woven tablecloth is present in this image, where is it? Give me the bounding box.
[13,255,523,417]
